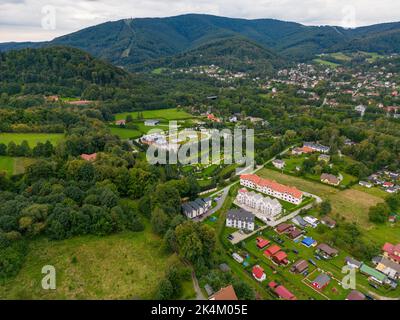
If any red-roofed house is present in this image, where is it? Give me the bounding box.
[269,282,296,300]
[252,265,266,282]
[256,237,270,249]
[115,119,126,126]
[240,174,303,204]
[382,242,400,264]
[80,153,97,161]
[273,251,289,265]
[264,245,281,257]
[209,285,238,300]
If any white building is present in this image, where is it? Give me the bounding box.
[272,159,285,170]
[226,209,255,231]
[236,189,282,219]
[240,174,303,205]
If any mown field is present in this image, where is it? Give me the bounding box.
[0,133,64,146]
[115,108,194,121]
[257,168,400,249]
[0,156,36,176]
[0,224,193,300]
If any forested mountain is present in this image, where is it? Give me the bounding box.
[0,46,131,97]
[0,14,399,71]
[133,37,284,73]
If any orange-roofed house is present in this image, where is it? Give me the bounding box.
[264,245,281,257]
[240,174,303,205]
[80,153,97,161]
[209,285,238,300]
[292,146,314,155]
[256,237,270,249]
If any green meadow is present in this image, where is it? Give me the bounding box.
[115,108,193,121]
[0,156,36,176]
[0,223,194,300]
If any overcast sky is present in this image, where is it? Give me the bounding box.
[0,0,399,42]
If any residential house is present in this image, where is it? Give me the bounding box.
[345,257,362,269]
[304,216,319,228]
[318,154,330,162]
[115,119,126,126]
[290,259,309,274]
[303,142,330,153]
[182,198,212,219]
[252,265,266,282]
[268,282,296,300]
[236,189,282,219]
[292,216,308,228]
[360,264,387,284]
[209,285,238,300]
[359,181,373,188]
[321,216,337,229]
[273,251,289,265]
[80,153,97,161]
[292,146,314,155]
[312,273,331,290]
[272,159,285,170]
[376,257,400,280]
[346,290,366,300]
[287,228,303,240]
[275,223,292,234]
[264,245,281,257]
[240,174,303,205]
[226,209,255,231]
[382,242,400,264]
[302,237,317,248]
[256,237,270,249]
[316,243,339,259]
[320,173,340,186]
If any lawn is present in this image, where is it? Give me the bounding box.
[0,156,14,175]
[110,127,142,139]
[0,156,36,176]
[115,108,194,121]
[0,226,183,300]
[313,59,339,68]
[0,133,64,147]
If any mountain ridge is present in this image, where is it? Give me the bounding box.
[1,14,399,70]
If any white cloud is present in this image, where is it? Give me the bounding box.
[0,0,399,42]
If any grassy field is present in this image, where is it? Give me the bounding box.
[0,133,64,147]
[313,59,339,68]
[0,156,36,176]
[0,156,14,175]
[0,225,188,300]
[115,108,194,121]
[110,127,143,139]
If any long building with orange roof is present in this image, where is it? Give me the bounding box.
[240,174,303,205]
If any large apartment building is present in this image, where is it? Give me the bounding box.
[240,174,303,205]
[236,189,282,219]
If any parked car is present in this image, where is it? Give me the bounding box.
[308,258,317,267]
[292,249,299,254]
[227,234,234,240]
[369,282,379,290]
